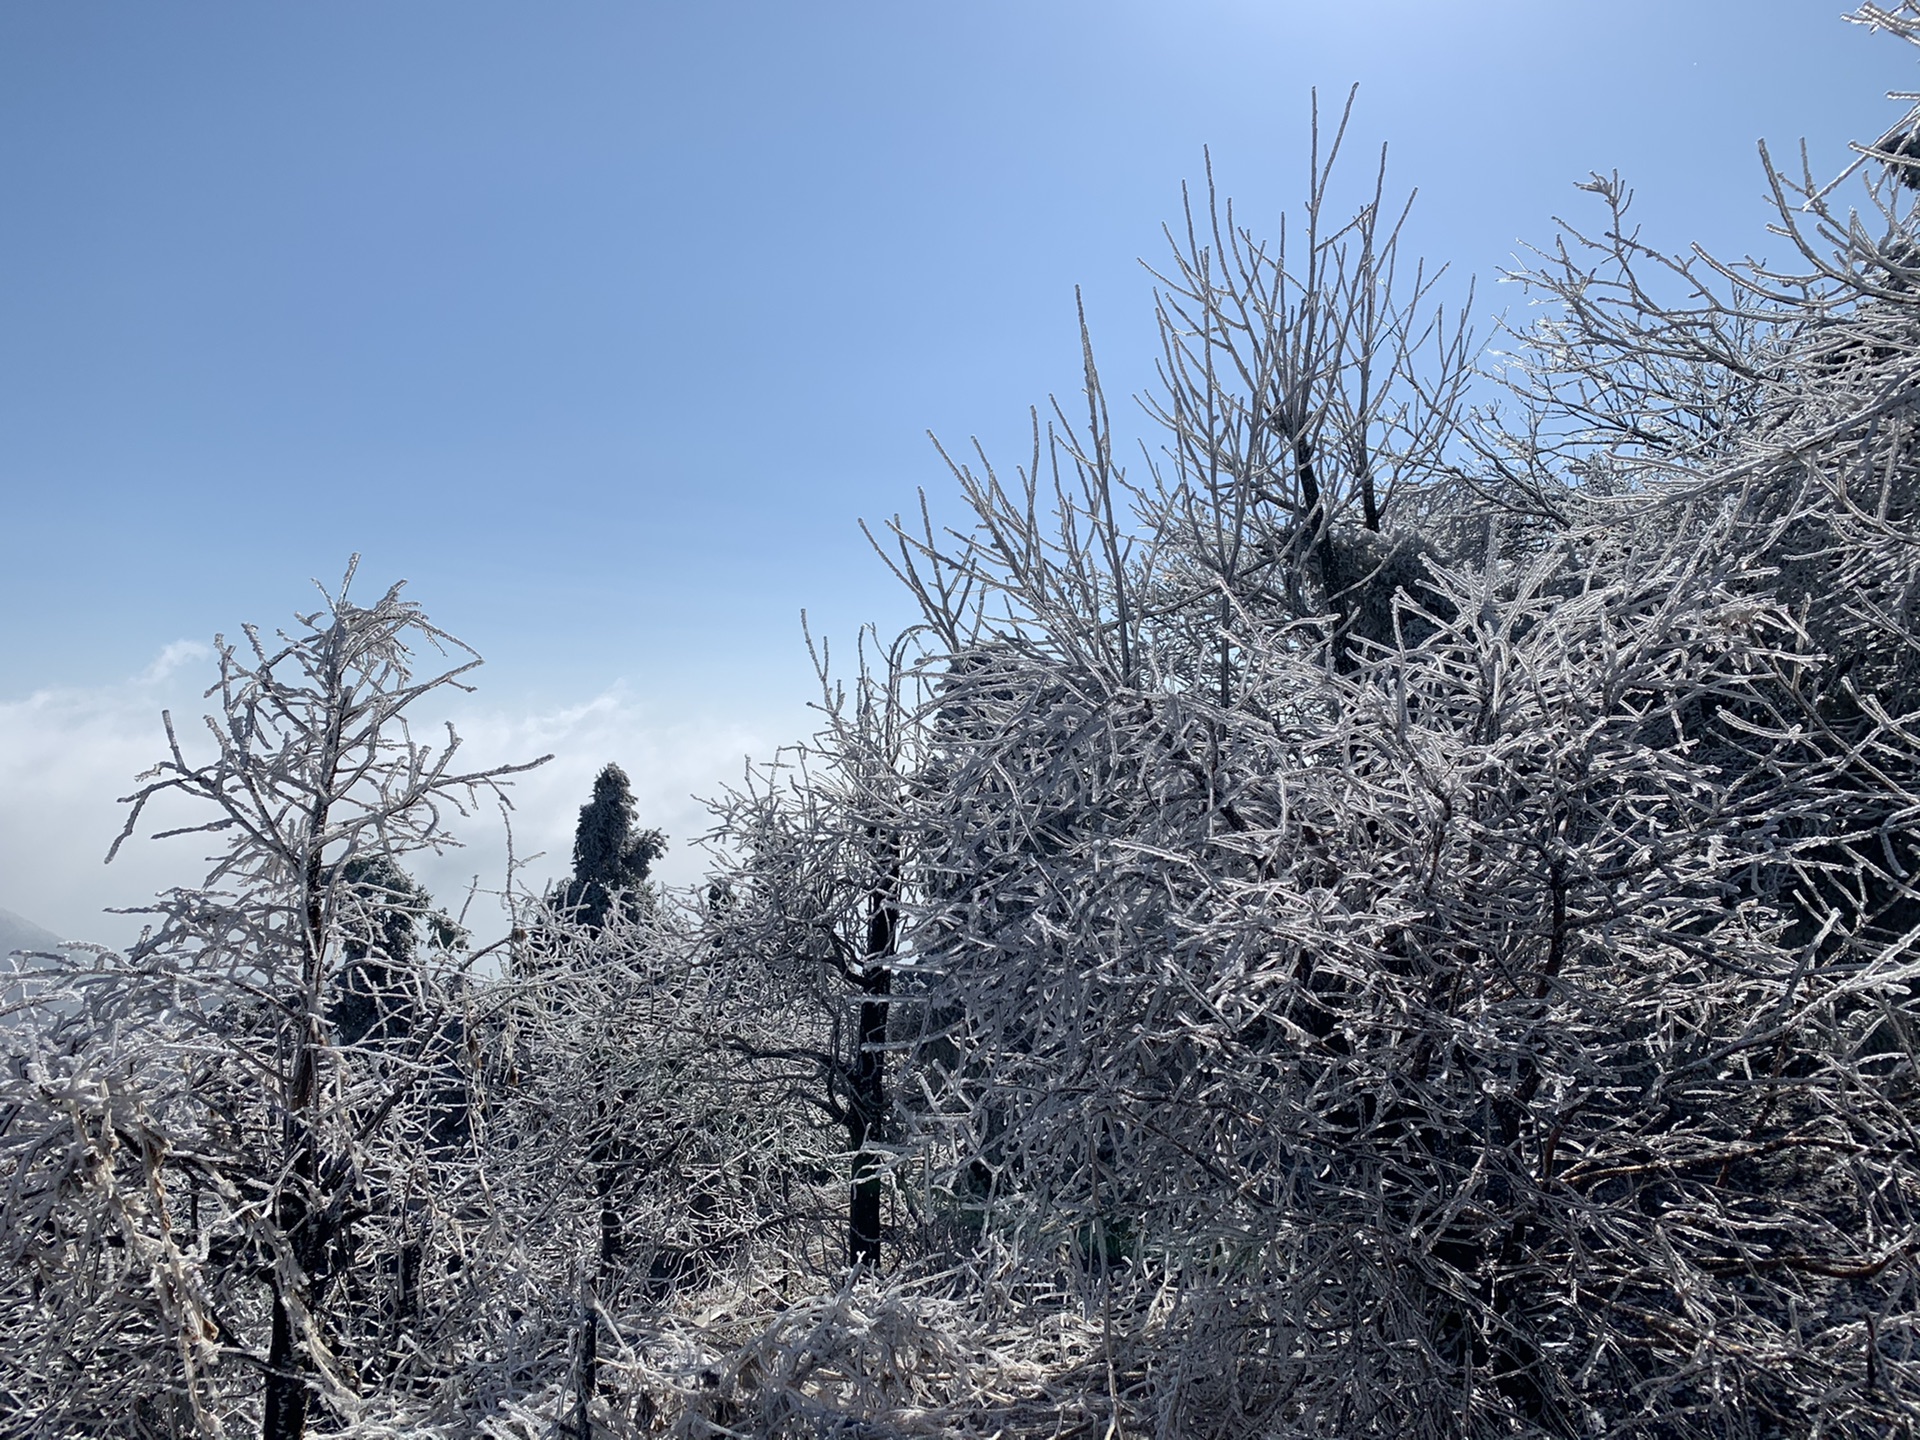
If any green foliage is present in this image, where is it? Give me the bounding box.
[329,854,463,1046]
[552,763,666,933]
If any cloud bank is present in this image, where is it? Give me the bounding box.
[0,646,799,950]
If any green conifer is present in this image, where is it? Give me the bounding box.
[554,763,665,932]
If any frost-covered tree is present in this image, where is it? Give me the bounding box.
[705,637,913,1271]
[816,29,1920,1436]
[0,563,542,1439]
[551,764,665,935]
[17,10,1920,1438]
[458,870,843,1439]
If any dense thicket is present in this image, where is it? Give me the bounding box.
[11,8,1920,1436]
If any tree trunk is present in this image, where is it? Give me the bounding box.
[570,1142,622,1437]
[263,1286,310,1440]
[847,871,898,1269]
[263,1181,319,1440]
[570,1283,598,1440]
[265,796,337,1440]
[847,974,891,1268]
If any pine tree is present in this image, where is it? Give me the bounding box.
[328,854,455,1046]
[554,764,666,934]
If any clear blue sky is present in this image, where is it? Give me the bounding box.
[2,2,1914,937]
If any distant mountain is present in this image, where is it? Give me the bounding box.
[0,908,88,1030]
[0,907,70,961]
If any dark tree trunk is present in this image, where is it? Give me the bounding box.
[263,1179,327,1440]
[1291,434,1354,674]
[847,867,899,1269]
[571,1137,623,1437]
[847,970,892,1268]
[264,1285,310,1440]
[265,819,336,1440]
[570,1282,598,1440]
[393,1228,422,1352]
[596,1153,623,1274]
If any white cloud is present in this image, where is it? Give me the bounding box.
[0,647,805,950]
[0,653,204,948]
[135,639,213,685]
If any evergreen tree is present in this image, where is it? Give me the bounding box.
[554,764,666,934]
[329,854,460,1046]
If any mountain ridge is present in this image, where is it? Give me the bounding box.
[0,906,80,961]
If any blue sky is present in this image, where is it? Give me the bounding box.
[3,2,1914,940]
